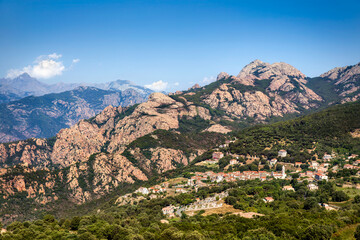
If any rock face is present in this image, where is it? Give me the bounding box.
[0,86,150,143]
[237,59,306,81]
[201,60,322,120]
[204,124,232,134]
[320,62,360,102]
[217,72,230,81]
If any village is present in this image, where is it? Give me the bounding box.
[116,145,360,218]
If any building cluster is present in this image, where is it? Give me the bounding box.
[162,192,228,217]
[188,166,287,186]
[134,184,168,196]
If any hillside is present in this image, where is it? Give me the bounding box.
[229,100,360,161]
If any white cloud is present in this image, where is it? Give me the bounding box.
[202,76,216,85]
[145,80,168,91]
[174,82,179,86]
[47,53,62,59]
[72,58,80,63]
[6,53,72,79]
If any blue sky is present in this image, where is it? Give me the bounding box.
[0,0,360,91]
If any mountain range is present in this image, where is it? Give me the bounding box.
[0,75,153,142]
[0,59,359,223]
[0,73,153,104]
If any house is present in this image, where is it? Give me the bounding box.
[282,185,295,191]
[263,197,274,203]
[323,154,332,161]
[348,154,359,160]
[175,188,188,194]
[315,173,328,181]
[135,187,149,195]
[219,144,229,148]
[229,159,238,165]
[353,160,360,166]
[162,205,177,216]
[310,161,320,169]
[272,165,286,179]
[305,171,315,178]
[278,149,287,158]
[308,183,318,191]
[344,164,356,169]
[295,162,302,167]
[216,175,224,183]
[269,158,277,166]
[212,152,224,160]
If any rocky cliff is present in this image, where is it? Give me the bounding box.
[320,62,360,103]
[182,60,323,121]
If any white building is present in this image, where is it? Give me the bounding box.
[269,158,277,166]
[162,205,177,216]
[229,159,238,165]
[282,185,295,191]
[307,183,318,191]
[263,197,274,203]
[278,149,287,158]
[315,173,328,181]
[216,175,224,183]
[212,152,224,160]
[135,187,149,195]
[323,154,332,161]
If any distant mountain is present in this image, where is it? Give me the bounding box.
[0,73,153,103]
[0,73,79,103]
[0,86,150,142]
[92,80,153,95]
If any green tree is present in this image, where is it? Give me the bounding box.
[304,197,318,210]
[243,228,276,240]
[69,216,81,230]
[302,224,332,240]
[354,225,360,240]
[43,214,55,223]
[225,196,237,205]
[332,191,350,202]
[354,195,360,204]
[78,232,97,240]
[184,231,205,240]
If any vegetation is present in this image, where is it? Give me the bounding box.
[229,101,360,160]
[1,179,360,239]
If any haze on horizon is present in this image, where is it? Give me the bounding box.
[0,0,360,92]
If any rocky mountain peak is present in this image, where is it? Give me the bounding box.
[189,84,201,90]
[237,60,305,81]
[148,92,175,104]
[15,72,32,79]
[320,62,360,83]
[216,72,230,81]
[320,62,360,102]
